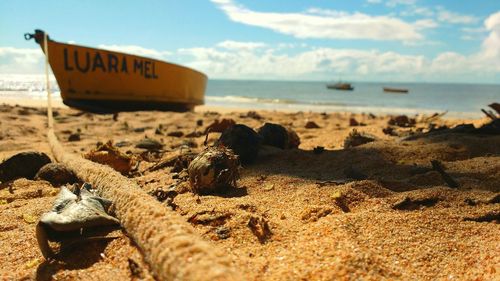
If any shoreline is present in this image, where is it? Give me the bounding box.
[0,95,487,120]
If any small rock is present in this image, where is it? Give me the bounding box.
[301,206,333,222]
[148,185,178,202]
[215,226,231,239]
[257,123,300,149]
[382,126,398,136]
[167,131,184,137]
[241,111,262,120]
[136,138,163,150]
[388,115,416,127]
[343,130,376,148]
[196,119,204,126]
[0,151,51,182]
[313,146,325,154]
[68,133,80,142]
[305,121,320,129]
[204,118,236,133]
[287,129,301,149]
[247,216,271,243]
[114,140,132,147]
[349,118,359,126]
[35,163,79,186]
[263,184,274,191]
[218,124,261,164]
[185,131,204,138]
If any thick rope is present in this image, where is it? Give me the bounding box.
[43,36,239,281]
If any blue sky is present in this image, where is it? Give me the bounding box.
[1,0,499,83]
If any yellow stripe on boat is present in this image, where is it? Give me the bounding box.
[25,30,207,112]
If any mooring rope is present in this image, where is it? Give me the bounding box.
[43,35,239,281]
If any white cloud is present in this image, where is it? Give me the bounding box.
[216,40,267,50]
[211,0,423,41]
[386,0,416,7]
[460,27,488,41]
[400,6,434,17]
[1,11,499,83]
[414,19,438,29]
[0,47,44,74]
[437,8,478,24]
[481,11,500,61]
[175,36,497,82]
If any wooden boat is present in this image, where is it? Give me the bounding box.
[25,30,207,112]
[326,82,354,91]
[383,87,408,93]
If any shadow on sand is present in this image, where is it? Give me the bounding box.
[247,131,500,193]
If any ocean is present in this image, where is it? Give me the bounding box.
[1,74,499,118]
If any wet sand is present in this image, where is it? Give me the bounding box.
[0,103,498,280]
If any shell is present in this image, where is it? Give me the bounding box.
[36,183,119,258]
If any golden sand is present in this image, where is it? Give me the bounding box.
[0,103,498,280]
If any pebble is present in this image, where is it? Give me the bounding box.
[68,133,81,141]
[305,121,320,129]
[35,163,79,186]
[343,130,376,148]
[218,124,261,164]
[0,151,51,182]
[135,138,164,150]
[258,123,300,149]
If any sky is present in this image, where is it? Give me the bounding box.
[1,0,499,83]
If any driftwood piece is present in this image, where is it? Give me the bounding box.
[422,111,448,123]
[481,109,497,121]
[431,160,459,188]
[489,103,500,115]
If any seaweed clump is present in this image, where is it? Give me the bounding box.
[84,141,134,175]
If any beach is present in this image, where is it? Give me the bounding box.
[0,102,499,280]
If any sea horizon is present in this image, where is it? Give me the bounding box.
[1,74,499,118]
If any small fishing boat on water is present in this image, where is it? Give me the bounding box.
[383,87,409,93]
[25,29,207,112]
[326,82,354,91]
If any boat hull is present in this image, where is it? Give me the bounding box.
[383,87,408,93]
[326,83,354,91]
[30,30,207,112]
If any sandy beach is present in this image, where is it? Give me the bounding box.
[0,102,498,280]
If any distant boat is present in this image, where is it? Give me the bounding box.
[326,82,354,91]
[383,87,408,93]
[24,29,207,113]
